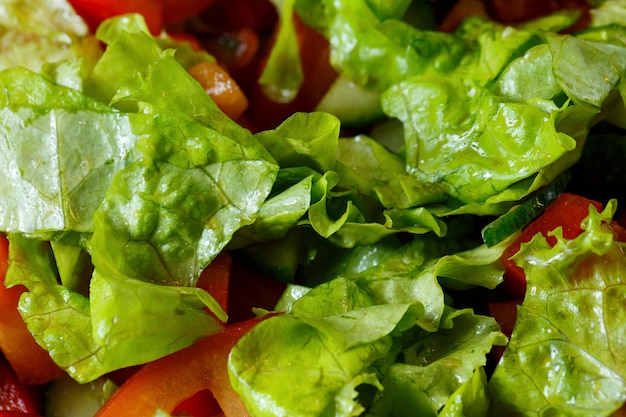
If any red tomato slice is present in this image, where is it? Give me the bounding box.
[172,389,221,417]
[160,0,216,26]
[0,355,45,414]
[243,13,338,132]
[0,413,43,417]
[0,235,64,385]
[500,193,604,299]
[488,299,521,363]
[485,0,591,31]
[94,315,273,417]
[196,252,232,315]
[68,0,164,35]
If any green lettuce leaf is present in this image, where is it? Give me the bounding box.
[488,200,626,416]
[336,135,446,209]
[5,234,224,383]
[230,233,507,415]
[439,368,491,417]
[258,0,303,103]
[0,66,137,234]
[0,0,93,72]
[382,76,577,206]
[294,0,467,90]
[87,15,278,285]
[0,15,278,382]
[229,303,423,417]
[368,309,505,416]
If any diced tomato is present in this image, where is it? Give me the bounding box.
[188,61,250,121]
[94,315,273,417]
[196,252,232,315]
[0,413,43,417]
[68,0,164,35]
[203,28,260,71]
[500,193,606,299]
[0,235,64,385]
[0,356,45,415]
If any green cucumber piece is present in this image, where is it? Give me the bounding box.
[45,375,117,417]
[481,174,570,247]
[315,76,383,127]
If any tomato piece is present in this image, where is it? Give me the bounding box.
[488,299,521,363]
[167,32,204,52]
[485,0,590,31]
[196,252,232,315]
[227,261,286,324]
[94,315,273,417]
[439,0,489,32]
[0,413,43,417]
[203,28,260,70]
[172,389,221,417]
[500,193,604,299]
[0,356,44,414]
[68,0,164,35]
[0,235,64,385]
[196,0,278,34]
[160,0,216,26]
[243,13,338,132]
[188,61,250,121]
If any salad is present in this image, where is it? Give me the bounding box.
[0,0,626,416]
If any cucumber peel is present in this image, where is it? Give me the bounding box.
[481,174,570,247]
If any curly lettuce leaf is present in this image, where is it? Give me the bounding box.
[294,0,467,90]
[230,235,506,416]
[382,77,577,206]
[368,309,505,416]
[488,200,626,416]
[295,3,626,216]
[5,234,225,383]
[229,303,423,417]
[0,15,278,382]
[86,16,278,287]
[336,135,446,209]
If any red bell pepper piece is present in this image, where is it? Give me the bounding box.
[94,315,273,417]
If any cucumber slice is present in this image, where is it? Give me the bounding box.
[315,76,383,127]
[46,375,117,417]
[481,174,570,247]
